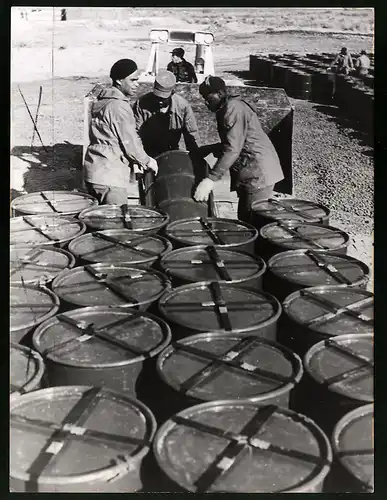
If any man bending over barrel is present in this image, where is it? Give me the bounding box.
[194,76,284,224]
[132,70,200,159]
[83,59,158,205]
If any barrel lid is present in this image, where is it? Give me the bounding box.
[68,229,172,265]
[10,245,76,285]
[160,245,266,284]
[10,385,156,485]
[153,401,332,492]
[10,343,45,395]
[283,286,374,336]
[11,190,97,216]
[252,198,329,225]
[32,306,172,368]
[332,404,374,491]
[260,222,349,252]
[268,250,369,287]
[78,204,169,232]
[165,218,258,248]
[157,333,302,402]
[51,264,171,308]
[10,284,60,333]
[304,334,373,402]
[10,216,86,246]
[159,282,281,334]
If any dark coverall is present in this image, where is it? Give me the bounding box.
[167,59,198,83]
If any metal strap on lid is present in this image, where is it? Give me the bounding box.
[83,265,139,305]
[300,289,373,327]
[306,251,352,284]
[92,232,159,257]
[10,248,44,276]
[336,449,373,458]
[205,246,232,281]
[121,205,133,229]
[173,340,292,387]
[43,313,151,358]
[267,198,320,221]
[199,218,225,245]
[22,217,58,241]
[209,282,232,331]
[40,192,61,213]
[270,222,327,249]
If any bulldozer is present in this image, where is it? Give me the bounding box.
[82,29,294,217]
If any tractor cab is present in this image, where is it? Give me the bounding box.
[140,29,215,83]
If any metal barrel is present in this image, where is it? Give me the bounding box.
[142,150,212,221]
[158,281,281,341]
[10,343,45,396]
[311,70,336,104]
[32,306,172,397]
[10,386,157,492]
[159,245,266,290]
[152,401,332,493]
[279,286,374,357]
[291,334,373,435]
[287,70,312,100]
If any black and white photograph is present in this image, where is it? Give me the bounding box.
[10,6,374,493]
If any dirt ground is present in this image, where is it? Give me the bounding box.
[11,8,374,288]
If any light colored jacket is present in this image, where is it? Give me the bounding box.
[356,54,371,70]
[133,92,200,158]
[208,95,284,191]
[83,86,151,189]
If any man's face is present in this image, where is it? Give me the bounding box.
[118,70,139,97]
[202,91,222,112]
[172,55,182,64]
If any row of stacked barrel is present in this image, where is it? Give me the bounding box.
[249,52,374,132]
[10,189,373,493]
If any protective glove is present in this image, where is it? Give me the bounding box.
[194,178,214,202]
[146,157,159,176]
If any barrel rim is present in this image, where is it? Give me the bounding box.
[32,305,172,368]
[11,190,98,216]
[10,284,60,332]
[10,384,157,485]
[153,400,333,493]
[156,332,303,402]
[303,333,374,403]
[251,197,330,220]
[10,343,45,395]
[158,281,282,334]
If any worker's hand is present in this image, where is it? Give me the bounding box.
[146,157,158,175]
[194,178,214,202]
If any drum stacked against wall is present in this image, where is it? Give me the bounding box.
[10,165,373,492]
[249,52,374,133]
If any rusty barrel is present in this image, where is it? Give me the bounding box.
[158,281,281,341]
[326,404,374,493]
[159,245,266,290]
[78,204,169,234]
[291,334,373,436]
[258,221,350,262]
[11,190,97,218]
[10,343,45,396]
[32,306,172,396]
[165,217,258,255]
[51,264,171,313]
[10,386,157,492]
[280,286,374,356]
[10,215,87,248]
[142,150,211,221]
[153,402,332,492]
[68,229,172,269]
[251,198,330,232]
[264,250,369,302]
[154,333,303,422]
[10,245,76,286]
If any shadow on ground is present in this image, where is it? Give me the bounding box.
[313,104,374,156]
[11,142,84,201]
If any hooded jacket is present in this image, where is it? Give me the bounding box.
[83,86,151,189]
[207,95,284,191]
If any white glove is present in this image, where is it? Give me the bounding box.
[194,178,214,202]
[146,157,158,175]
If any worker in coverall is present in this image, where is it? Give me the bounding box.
[328,47,354,75]
[355,50,371,76]
[133,70,200,158]
[194,76,284,224]
[83,59,158,205]
[167,48,198,83]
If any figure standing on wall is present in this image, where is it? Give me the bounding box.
[61,9,67,21]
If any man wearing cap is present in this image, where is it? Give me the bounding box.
[83,59,158,205]
[328,47,354,75]
[355,50,371,76]
[194,76,284,224]
[133,70,200,158]
[167,48,198,83]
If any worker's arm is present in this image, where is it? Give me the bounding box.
[207,103,246,182]
[189,63,198,83]
[348,53,354,69]
[132,98,146,133]
[182,104,200,152]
